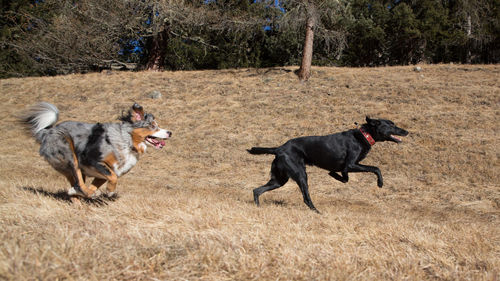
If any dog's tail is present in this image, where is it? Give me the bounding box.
[247,147,278,155]
[20,102,59,143]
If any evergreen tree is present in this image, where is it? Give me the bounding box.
[1,0,499,78]
[342,0,390,66]
[387,2,422,64]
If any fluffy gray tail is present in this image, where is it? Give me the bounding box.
[20,102,59,142]
[247,147,277,155]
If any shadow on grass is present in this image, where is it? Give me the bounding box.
[270,199,288,207]
[20,186,119,206]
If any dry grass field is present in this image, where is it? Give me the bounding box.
[0,64,498,280]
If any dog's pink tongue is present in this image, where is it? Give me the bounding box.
[391,135,402,142]
[160,140,165,146]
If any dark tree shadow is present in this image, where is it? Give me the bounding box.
[20,186,119,206]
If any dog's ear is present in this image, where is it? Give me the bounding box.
[366,116,380,126]
[131,103,145,122]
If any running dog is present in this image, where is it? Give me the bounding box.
[248,117,408,212]
[21,102,172,203]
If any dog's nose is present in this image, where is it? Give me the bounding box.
[167,131,172,138]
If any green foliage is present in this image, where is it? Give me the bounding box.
[342,0,389,66]
[262,28,302,67]
[0,0,52,77]
[340,0,499,66]
[387,3,422,64]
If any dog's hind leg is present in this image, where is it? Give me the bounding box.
[329,171,349,183]
[253,158,289,206]
[253,179,285,207]
[63,134,97,198]
[66,166,94,198]
[59,170,82,204]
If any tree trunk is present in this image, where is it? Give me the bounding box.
[297,9,316,81]
[466,14,472,64]
[146,26,168,71]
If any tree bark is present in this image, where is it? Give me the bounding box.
[145,26,168,71]
[297,8,316,81]
[466,14,472,64]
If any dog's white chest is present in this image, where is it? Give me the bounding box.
[114,150,139,177]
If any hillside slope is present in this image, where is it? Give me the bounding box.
[0,65,498,280]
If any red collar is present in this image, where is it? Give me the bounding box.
[359,128,376,146]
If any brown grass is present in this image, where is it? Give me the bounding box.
[0,64,499,280]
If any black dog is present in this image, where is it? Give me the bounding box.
[248,117,408,212]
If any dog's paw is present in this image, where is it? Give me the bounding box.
[90,190,102,199]
[67,186,86,197]
[105,192,117,199]
[253,191,260,206]
[67,187,76,196]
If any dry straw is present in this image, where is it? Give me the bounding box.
[0,65,498,280]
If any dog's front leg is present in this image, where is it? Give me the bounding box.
[291,172,320,213]
[66,168,98,198]
[88,178,107,198]
[104,172,118,198]
[344,163,383,187]
[328,171,349,183]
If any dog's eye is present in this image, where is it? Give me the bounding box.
[150,121,158,130]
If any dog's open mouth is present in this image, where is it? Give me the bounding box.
[146,136,166,149]
[390,135,403,143]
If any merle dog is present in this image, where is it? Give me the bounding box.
[21,102,171,203]
[248,117,408,212]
